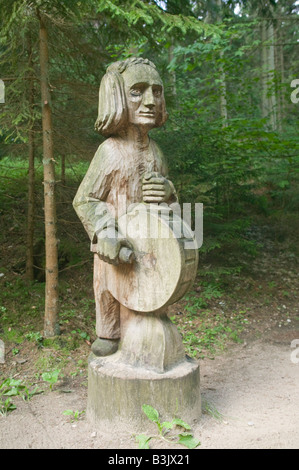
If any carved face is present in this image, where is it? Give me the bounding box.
[122,64,164,130]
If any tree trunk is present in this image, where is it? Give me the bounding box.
[261,19,277,130]
[25,33,35,281]
[61,154,66,186]
[168,40,177,100]
[38,11,59,337]
[279,31,285,120]
[261,20,268,120]
[267,21,277,130]
[217,0,228,127]
[219,49,228,127]
[276,23,285,132]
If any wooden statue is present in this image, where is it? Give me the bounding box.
[74,58,201,427]
[73,57,198,370]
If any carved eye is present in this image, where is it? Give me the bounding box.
[130,88,142,97]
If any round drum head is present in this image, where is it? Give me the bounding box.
[108,204,198,312]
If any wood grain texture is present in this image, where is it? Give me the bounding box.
[107,204,198,312]
[73,59,198,347]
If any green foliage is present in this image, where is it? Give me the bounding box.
[25,331,44,347]
[41,369,62,391]
[62,409,85,422]
[0,377,42,415]
[71,329,90,342]
[150,11,299,270]
[1,1,298,290]
[202,399,223,421]
[0,397,17,416]
[173,287,248,359]
[2,327,24,344]
[185,283,223,310]
[135,404,200,449]
[95,0,217,36]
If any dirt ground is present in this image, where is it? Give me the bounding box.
[0,324,298,450]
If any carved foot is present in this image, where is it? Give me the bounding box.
[91,338,119,357]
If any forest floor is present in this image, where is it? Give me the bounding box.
[0,219,298,450]
[1,338,298,450]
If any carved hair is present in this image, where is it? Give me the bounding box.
[95,57,168,136]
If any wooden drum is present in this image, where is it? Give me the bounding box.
[107,203,198,312]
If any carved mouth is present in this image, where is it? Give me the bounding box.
[139,112,155,116]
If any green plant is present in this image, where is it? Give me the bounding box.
[70,359,87,377]
[0,397,17,416]
[0,306,8,322]
[185,283,223,313]
[0,377,42,415]
[25,331,43,346]
[41,369,62,391]
[175,305,247,359]
[2,327,23,344]
[135,405,200,449]
[71,329,90,342]
[62,409,85,422]
[181,331,201,358]
[202,399,224,421]
[268,281,277,289]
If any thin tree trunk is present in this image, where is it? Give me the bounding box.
[61,154,66,186]
[217,0,228,127]
[26,125,35,280]
[219,49,228,127]
[168,40,177,100]
[261,19,277,130]
[38,11,59,337]
[280,32,285,119]
[25,33,35,281]
[275,24,282,132]
[276,23,285,132]
[261,20,268,120]
[267,21,277,130]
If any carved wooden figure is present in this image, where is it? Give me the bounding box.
[73,58,201,427]
[73,57,198,373]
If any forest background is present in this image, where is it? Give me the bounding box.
[0,0,298,408]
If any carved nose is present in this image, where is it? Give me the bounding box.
[143,88,155,109]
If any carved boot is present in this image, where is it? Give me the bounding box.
[91,337,119,357]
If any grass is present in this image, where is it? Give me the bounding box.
[170,282,249,359]
[0,273,94,393]
[176,311,246,359]
[202,398,224,421]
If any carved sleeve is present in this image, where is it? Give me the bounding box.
[72,144,117,249]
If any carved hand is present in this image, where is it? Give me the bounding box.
[142,172,175,204]
[97,228,132,265]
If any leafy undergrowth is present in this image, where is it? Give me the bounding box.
[0,272,94,395]
[169,224,299,359]
[136,404,200,449]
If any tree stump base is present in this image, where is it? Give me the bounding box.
[87,353,201,431]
